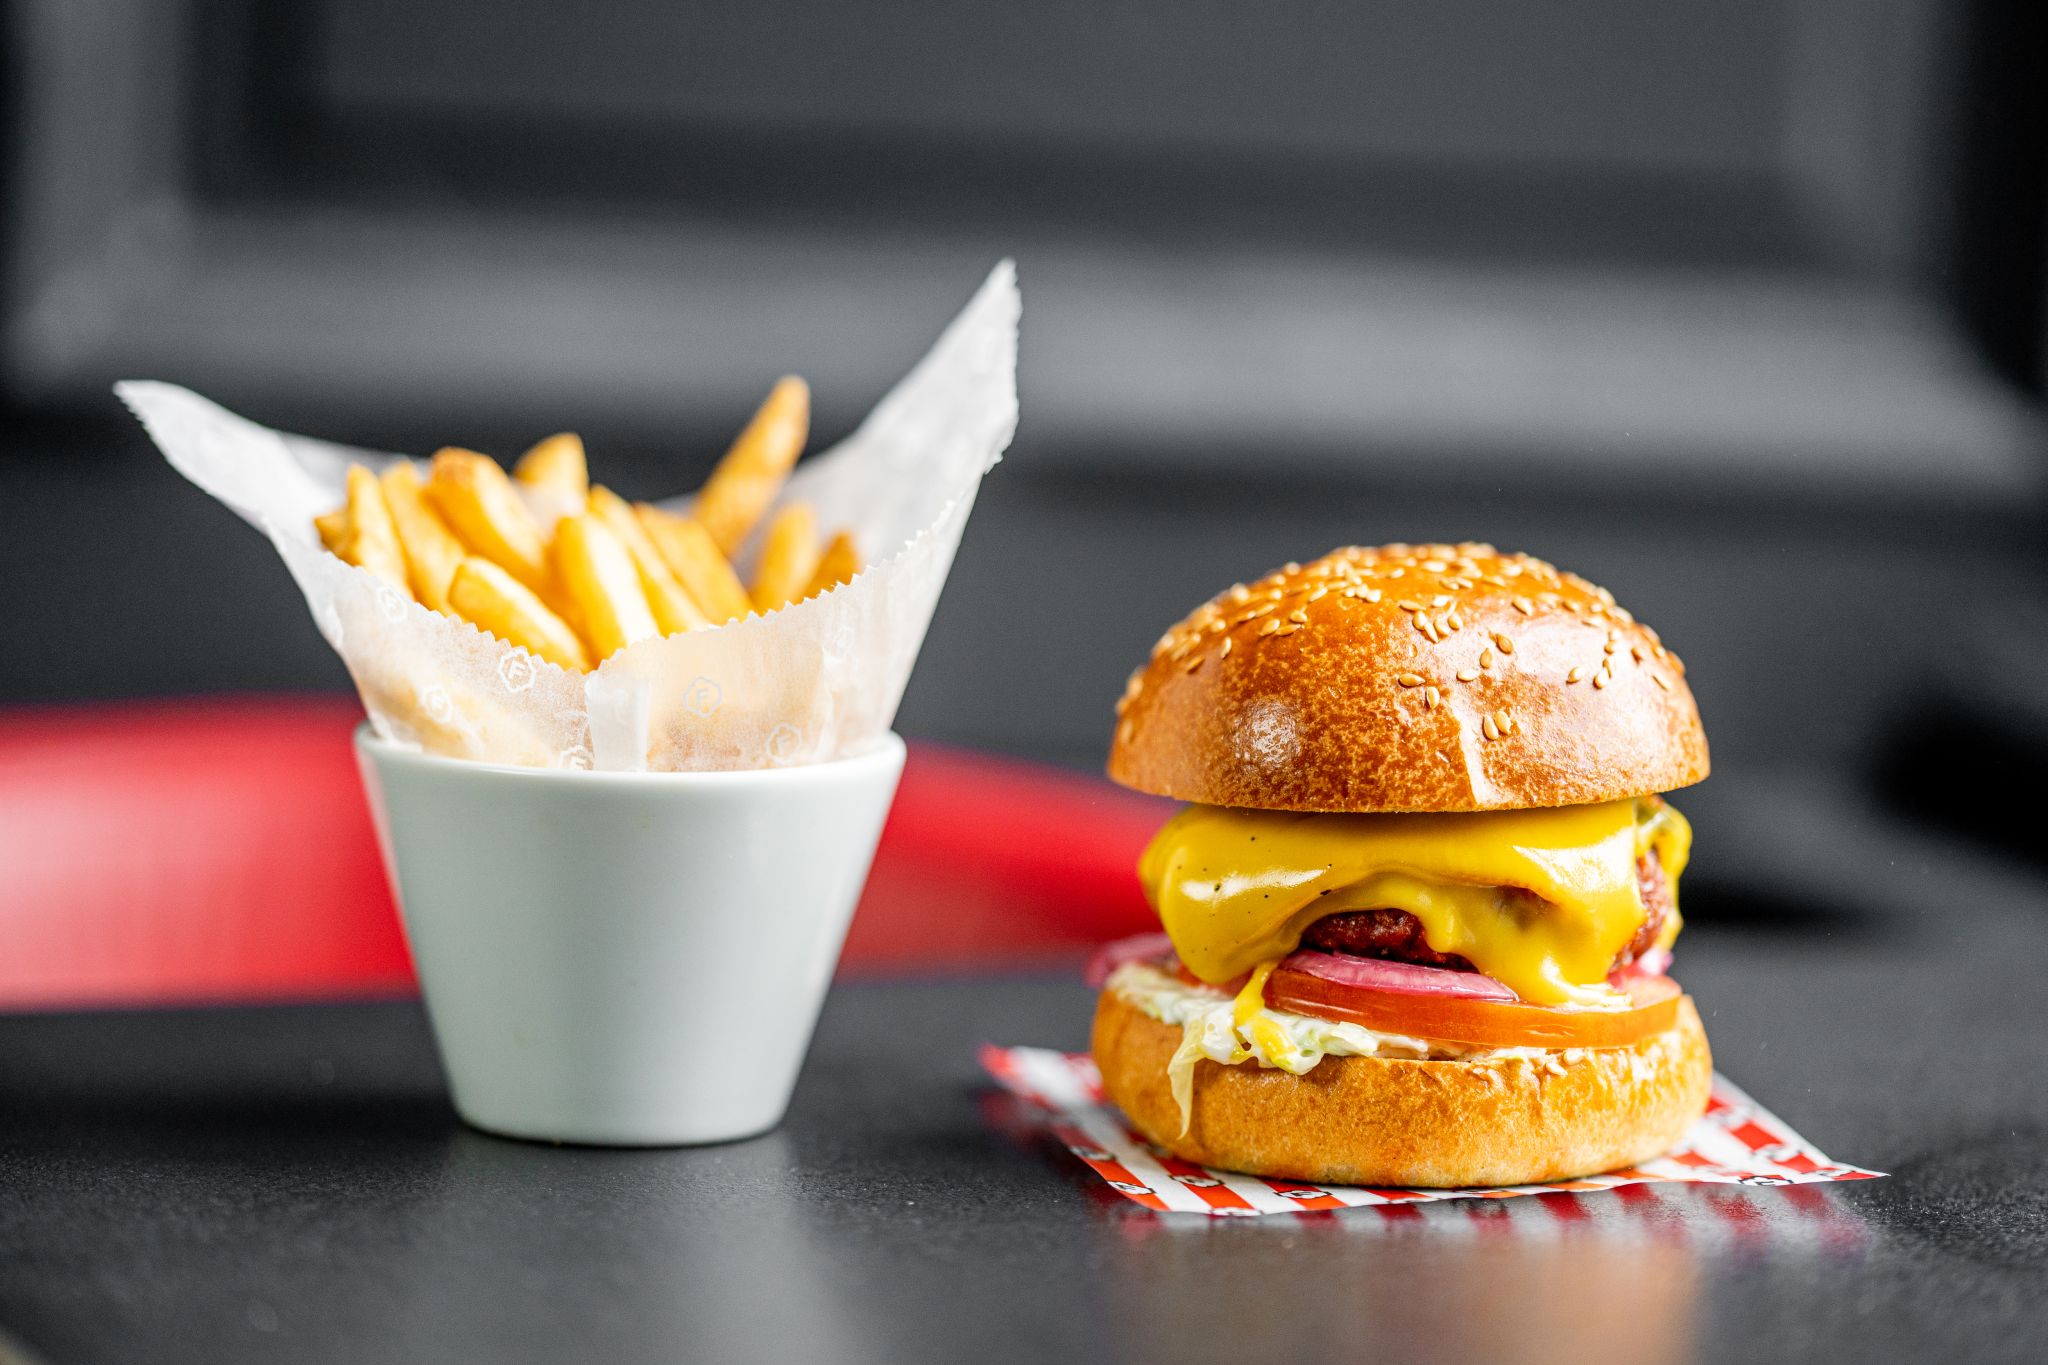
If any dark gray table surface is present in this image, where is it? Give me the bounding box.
[3,908,2046,1365]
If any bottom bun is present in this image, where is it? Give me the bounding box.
[1091,988,1712,1188]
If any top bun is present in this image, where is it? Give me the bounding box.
[1108,544,1708,812]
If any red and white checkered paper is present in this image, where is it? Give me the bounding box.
[981,1045,1882,1217]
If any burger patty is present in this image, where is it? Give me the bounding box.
[1299,852,1672,975]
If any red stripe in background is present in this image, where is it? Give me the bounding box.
[0,698,414,1010]
[0,699,1169,1011]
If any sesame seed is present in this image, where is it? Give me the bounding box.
[1493,709,1513,735]
[1364,588,1383,603]
[1398,672,1425,687]
[1512,598,1534,616]
[1398,599,1425,612]
[1592,671,1610,690]
[1432,595,1452,608]
[1423,560,1448,573]
[1258,618,1282,636]
[1456,667,1480,682]
[1631,643,1645,662]
[1652,672,1671,691]
[1228,585,1251,605]
[1219,637,1233,659]
[1119,720,1135,743]
[1604,639,1618,654]
[1479,648,1495,670]
[1482,715,1501,741]
[1249,604,1276,618]
[1287,608,1309,624]
[1426,686,1442,709]
[1444,611,1464,632]
[1283,562,1301,574]
[1308,587,1328,602]
[1494,633,1514,654]
[1567,666,1585,683]
[1185,654,1204,673]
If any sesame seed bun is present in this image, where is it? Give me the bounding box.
[1108,543,1708,812]
[1091,987,1713,1188]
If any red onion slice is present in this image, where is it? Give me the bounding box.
[1276,949,1520,1002]
[1083,932,1176,988]
[1613,946,1673,982]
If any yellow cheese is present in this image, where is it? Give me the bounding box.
[1139,797,1690,1007]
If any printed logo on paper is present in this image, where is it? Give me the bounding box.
[498,651,538,693]
[827,623,857,661]
[376,582,409,624]
[683,676,723,718]
[765,723,803,765]
[419,683,454,725]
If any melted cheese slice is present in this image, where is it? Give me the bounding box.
[1139,797,1691,1007]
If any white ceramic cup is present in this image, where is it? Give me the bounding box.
[354,727,906,1146]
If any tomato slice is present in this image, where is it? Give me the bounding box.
[1264,966,1682,1050]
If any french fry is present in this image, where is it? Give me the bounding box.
[340,465,411,594]
[379,461,467,612]
[693,376,808,557]
[550,513,658,663]
[314,508,349,555]
[446,556,590,672]
[513,433,588,528]
[425,449,553,595]
[749,502,820,612]
[635,502,754,624]
[514,432,587,499]
[803,529,861,598]
[589,485,709,635]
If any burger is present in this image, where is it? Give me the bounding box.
[1090,543,1712,1188]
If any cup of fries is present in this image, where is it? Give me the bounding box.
[122,263,1019,1143]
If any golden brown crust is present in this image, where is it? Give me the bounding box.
[1108,543,1708,812]
[1091,988,1713,1188]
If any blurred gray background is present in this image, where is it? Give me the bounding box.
[5,0,2046,913]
